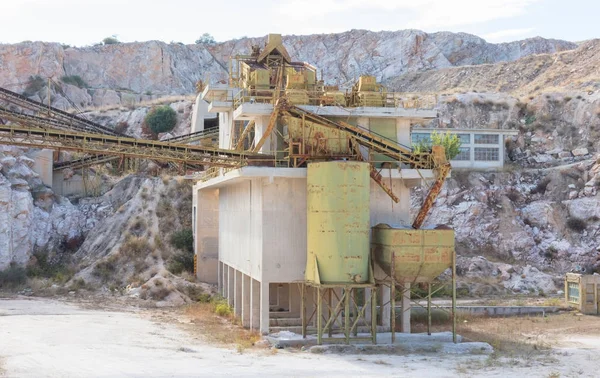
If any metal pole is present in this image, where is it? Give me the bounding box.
[427,283,432,336]
[301,284,306,339]
[328,289,333,338]
[317,287,322,345]
[452,250,457,344]
[344,287,350,345]
[371,287,377,345]
[391,282,396,343]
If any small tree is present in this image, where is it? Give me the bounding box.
[144,106,177,134]
[412,130,461,160]
[102,35,120,45]
[195,33,216,45]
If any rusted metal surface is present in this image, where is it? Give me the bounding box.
[412,145,451,229]
[372,224,455,283]
[306,161,370,284]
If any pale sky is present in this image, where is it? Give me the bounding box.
[0,0,597,46]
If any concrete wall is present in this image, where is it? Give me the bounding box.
[191,95,207,133]
[261,177,307,282]
[28,149,53,187]
[193,188,219,284]
[218,179,263,280]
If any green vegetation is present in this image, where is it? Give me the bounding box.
[102,36,120,45]
[566,217,587,232]
[211,296,232,316]
[167,229,194,274]
[23,75,45,96]
[195,33,216,45]
[60,75,88,88]
[0,263,27,289]
[144,106,177,134]
[412,130,462,160]
[26,251,74,284]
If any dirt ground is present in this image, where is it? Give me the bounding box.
[0,296,598,378]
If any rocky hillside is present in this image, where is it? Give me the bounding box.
[0,30,575,109]
[388,39,600,95]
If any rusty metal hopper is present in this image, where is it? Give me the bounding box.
[371,224,454,283]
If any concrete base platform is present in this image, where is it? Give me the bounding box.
[265,331,493,355]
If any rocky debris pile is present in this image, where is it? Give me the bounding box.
[415,158,600,294]
[0,146,106,270]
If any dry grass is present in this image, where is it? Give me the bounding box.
[416,312,600,360]
[183,302,261,351]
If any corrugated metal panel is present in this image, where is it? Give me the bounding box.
[306,161,370,284]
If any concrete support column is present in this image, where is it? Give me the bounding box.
[253,116,272,154]
[234,270,242,319]
[250,278,260,331]
[260,281,270,335]
[400,283,411,333]
[396,118,411,147]
[242,274,251,328]
[289,283,301,317]
[380,285,391,328]
[217,261,222,294]
[221,263,227,297]
[228,266,234,306]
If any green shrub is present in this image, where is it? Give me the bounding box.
[144,106,177,134]
[195,33,216,45]
[102,36,120,45]
[566,217,587,232]
[0,263,27,288]
[26,252,74,283]
[23,75,45,96]
[215,302,232,317]
[170,229,193,252]
[60,75,88,88]
[92,255,119,282]
[412,130,462,160]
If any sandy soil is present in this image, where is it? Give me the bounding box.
[0,296,598,378]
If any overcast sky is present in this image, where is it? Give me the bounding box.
[1,0,597,46]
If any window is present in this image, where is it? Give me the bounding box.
[568,282,580,304]
[411,133,431,144]
[474,147,499,161]
[474,134,499,144]
[457,134,471,144]
[453,147,471,161]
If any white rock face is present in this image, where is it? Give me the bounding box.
[0,173,33,269]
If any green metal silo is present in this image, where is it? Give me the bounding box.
[305,161,370,284]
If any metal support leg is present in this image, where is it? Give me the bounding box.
[301,284,306,338]
[371,288,377,345]
[328,289,333,338]
[391,282,396,343]
[427,283,432,336]
[317,287,322,345]
[344,287,350,345]
[452,250,457,344]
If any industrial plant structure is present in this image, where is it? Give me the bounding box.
[0,33,457,345]
[192,34,456,342]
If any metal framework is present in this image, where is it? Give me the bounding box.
[375,250,457,343]
[0,87,120,135]
[301,282,378,345]
[0,122,269,168]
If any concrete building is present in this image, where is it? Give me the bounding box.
[411,128,518,169]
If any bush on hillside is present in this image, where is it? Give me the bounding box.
[0,263,27,288]
[167,229,194,274]
[144,106,177,134]
[102,36,120,45]
[61,75,88,88]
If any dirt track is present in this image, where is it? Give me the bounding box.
[0,296,598,377]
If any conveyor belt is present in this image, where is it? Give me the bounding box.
[0,87,121,136]
[0,111,270,168]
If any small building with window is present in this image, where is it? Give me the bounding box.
[411,128,518,169]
